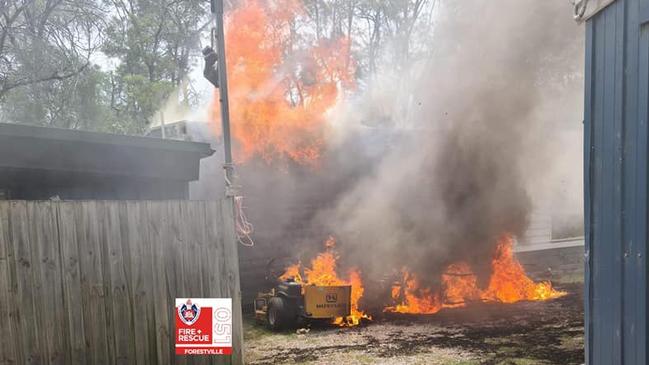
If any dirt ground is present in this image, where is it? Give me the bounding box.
[243,283,584,365]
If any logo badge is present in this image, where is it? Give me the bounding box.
[326,293,338,303]
[178,299,201,325]
[175,298,232,355]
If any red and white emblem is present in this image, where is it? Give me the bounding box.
[175,298,232,355]
[177,299,201,326]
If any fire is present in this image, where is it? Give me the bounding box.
[480,235,562,303]
[386,235,566,314]
[211,0,355,165]
[345,270,367,326]
[279,236,371,326]
[387,269,442,314]
[442,262,481,306]
[279,262,302,283]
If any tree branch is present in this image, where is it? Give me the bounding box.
[0,61,89,98]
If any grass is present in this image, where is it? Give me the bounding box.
[554,272,585,285]
[442,360,481,365]
[242,297,583,365]
[243,317,297,341]
[242,319,270,341]
[288,355,480,365]
[560,334,584,349]
[495,359,550,365]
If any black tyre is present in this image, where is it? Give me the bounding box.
[267,296,295,331]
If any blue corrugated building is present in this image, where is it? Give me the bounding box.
[582,0,649,363]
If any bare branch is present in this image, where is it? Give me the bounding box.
[0,61,90,98]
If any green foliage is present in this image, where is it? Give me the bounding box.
[111,74,175,134]
[0,0,208,133]
[2,65,111,130]
[99,0,208,133]
[0,0,437,133]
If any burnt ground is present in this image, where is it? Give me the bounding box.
[244,283,584,365]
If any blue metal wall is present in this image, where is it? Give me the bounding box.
[585,0,649,363]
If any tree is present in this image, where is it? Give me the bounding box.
[0,0,437,132]
[356,0,435,73]
[302,0,436,77]
[0,0,210,132]
[102,0,210,133]
[1,65,113,129]
[0,0,105,99]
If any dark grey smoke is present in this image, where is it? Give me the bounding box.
[318,0,582,290]
[190,0,583,298]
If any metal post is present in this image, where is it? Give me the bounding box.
[212,0,236,194]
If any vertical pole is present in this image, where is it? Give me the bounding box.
[213,0,235,192]
[207,6,244,362]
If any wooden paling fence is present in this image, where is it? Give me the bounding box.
[0,200,243,365]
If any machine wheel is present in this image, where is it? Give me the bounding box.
[267,296,295,331]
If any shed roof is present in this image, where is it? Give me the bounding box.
[0,123,215,182]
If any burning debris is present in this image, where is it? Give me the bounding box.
[279,235,564,321]
[246,286,584,364]
[385,235,565,315]
[279,236,371,326]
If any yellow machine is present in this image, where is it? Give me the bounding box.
[255,280,352,330]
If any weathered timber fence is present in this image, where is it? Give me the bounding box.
[0,200,243,365]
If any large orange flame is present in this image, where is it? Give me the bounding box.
[279,236,371,326]
[480,236,561,303]
[388,269,443,314]
[385,235,566,314]
[211,0,355,165]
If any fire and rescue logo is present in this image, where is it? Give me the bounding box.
[178,299,201,325]
[175,298,233,355]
